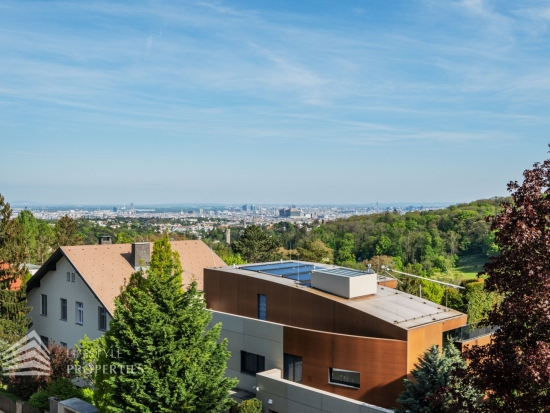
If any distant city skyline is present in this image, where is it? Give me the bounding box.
[2,0,549,204]
[11,201,455,208]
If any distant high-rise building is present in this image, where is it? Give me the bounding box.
[279,208,302,218]
[130,203,134,211]
[199,208,204,215]
[112,207,117,213]
[242,204,248,211]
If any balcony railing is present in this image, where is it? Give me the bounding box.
[446,324,498,343]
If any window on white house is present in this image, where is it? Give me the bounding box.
[98,306,107,331]
[41,294,47,316]
[60,298,67,321]
[71,273,76,282]
[66,272,70,282]
[60,342,67,349]
[40,336,49,346]
[76,302,84,325]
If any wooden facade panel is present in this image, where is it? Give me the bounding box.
[284,326,407,409]
[204,269,407,341]
[441,314,468,332]
[406,323,443,374]
[237,275,257,318]
[221,272,240,315]
[204,269,220,308]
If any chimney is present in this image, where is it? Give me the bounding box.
[226,228,231,244]
[98,236,112,245]
[131,242,151,269]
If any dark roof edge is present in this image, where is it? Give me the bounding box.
[26,247,64,293]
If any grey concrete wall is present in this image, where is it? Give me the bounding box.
[255,369,393,413]
[210,311,284,396]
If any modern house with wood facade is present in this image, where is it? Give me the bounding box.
[205,261,469,410]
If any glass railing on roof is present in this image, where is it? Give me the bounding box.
[446,324,498,342]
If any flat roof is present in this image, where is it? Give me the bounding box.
[215,261,465,330]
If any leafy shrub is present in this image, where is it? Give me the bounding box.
[237,398,262,413]
[28,378,83,411]
[8,342,76,400]
[81,388,95,404]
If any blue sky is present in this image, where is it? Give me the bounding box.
[1,0,550,205]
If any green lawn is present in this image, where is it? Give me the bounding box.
[454,254,488,279]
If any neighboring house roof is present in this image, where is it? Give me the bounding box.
[27,241,226,315]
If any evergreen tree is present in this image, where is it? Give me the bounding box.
[54,215,83,247]
[231,225,280,262]
[397,344,479,413]
[0,194,31,343]
[16,210,38,263]
[36,220,55,264]
[97,236,237,412]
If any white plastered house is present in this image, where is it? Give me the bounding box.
[26,239,226,348]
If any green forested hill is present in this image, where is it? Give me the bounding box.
[306,198,506,275]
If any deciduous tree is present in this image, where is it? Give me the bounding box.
[464,155,550,412]
[334,233,355,264]
[296,239,333,263]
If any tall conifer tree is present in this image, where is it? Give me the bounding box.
[98,237,237,412]
[397,344,479,413]
[0,194,31,343]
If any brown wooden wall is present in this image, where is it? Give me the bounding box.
[205,268,408,341]
[407,323,443,374]
[284,326,407,409]
[205,268,468,393]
